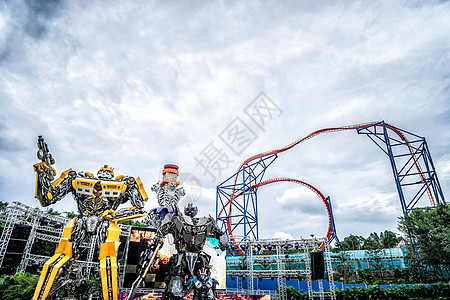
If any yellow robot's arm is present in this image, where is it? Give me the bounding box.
[34,136,75,207]
[34,163,75,207]
[111,176,148,222]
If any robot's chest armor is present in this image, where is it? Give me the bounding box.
[85,198,108,215]
[72,178,126,199]
[182,231,206,247]
[176,216,210,246]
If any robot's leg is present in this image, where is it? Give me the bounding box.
[33,218,76,300]
[163,276,184,300]
[207,288,216,300]
[98,221,122,300]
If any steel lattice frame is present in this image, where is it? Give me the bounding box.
[0,204,19,267]
[16,210,41,273]
[216,154,278,243]
[0,202,133,279]
[227,238,336,300]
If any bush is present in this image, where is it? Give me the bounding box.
[286,286,308,300]
[335,283,450,300]
[0,272,39,300]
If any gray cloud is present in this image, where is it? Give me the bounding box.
[24,0,64,39]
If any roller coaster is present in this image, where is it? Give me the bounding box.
[216,121,446,251]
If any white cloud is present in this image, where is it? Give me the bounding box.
[0,0,449,242]
[271,232,295,240]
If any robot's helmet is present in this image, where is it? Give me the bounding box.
[97,165,114,180]
[184,203,198,217]
[198,267,208,282]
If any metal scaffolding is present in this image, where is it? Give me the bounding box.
[227,237,336,300]
[0,202,43,269]
[0,202,132,279]
[16,210,41,273]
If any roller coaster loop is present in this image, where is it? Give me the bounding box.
[222,177,339,251]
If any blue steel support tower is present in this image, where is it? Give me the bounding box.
[216,154,278,244]
[357,121,445,215]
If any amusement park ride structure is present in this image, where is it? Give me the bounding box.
[216,121,446,250]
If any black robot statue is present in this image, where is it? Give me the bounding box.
[127,165,228,300]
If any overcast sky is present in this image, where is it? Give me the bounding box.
[1,0,449,242]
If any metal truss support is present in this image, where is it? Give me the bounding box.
[0,202,37,268]
[17,210,41,273]
[323,242,336,300]
[248,241,254,294]
[216,154,278,244]
[357,121,446,215]
[318,280,324,300]
[85,235,98,278]
[35,232,62,243]
[324,197,339,247]
[0,204,19,267]
[237,277,243,292]
[228,238,336,300]
[276,242,287,300]
[303,243,313,300]
[228,238,334,299]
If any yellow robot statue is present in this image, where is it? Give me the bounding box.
[32,136,148,300]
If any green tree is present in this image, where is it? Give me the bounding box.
[399,203,450,282]
[237,255,247,270]
[0,201,8,211]
[363,233,381,250]
[380,230,401,248]
[286,286,307,300]
[64,211,80,219]
[337,235,364,251]
[46,208,60,215]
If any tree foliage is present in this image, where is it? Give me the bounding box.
[287,283,450,300]
[336,231,401,251]
[0,272,39,300]
[335,283,450,300]
[399,203,450,282]
[0,200,8,211]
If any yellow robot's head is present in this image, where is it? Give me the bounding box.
[97,165,114,180]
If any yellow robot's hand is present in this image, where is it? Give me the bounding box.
[33,161,56,177]
[34,161,49,172]
[102,209,116,219]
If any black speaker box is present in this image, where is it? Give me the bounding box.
[11,224,32,240]
[311,251,325,280]
[6,239,27,253]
